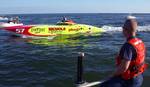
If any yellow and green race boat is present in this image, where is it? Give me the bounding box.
[3,21,105,38]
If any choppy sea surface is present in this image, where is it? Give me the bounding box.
[0,13,150,87]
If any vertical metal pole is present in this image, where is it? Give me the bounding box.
[76,52,85,84]
[75,52,105,87]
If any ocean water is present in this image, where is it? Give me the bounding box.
[0,13,150,87]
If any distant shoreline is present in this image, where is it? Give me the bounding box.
[0,13,150,15]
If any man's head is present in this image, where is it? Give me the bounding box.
[122,16,138,38]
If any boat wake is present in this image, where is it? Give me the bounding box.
[102,25,150,32]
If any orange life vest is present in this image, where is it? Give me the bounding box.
[116,38,148,80]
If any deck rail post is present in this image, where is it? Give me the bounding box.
[76,52,85,85]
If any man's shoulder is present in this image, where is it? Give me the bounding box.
[121,42,136,53]
[121,42,137,60]
[123,42,133,48]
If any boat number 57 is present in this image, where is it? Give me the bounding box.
[16,29,25,33]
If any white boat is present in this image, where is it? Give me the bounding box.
[0,22,23,28]
[0,17,8,20]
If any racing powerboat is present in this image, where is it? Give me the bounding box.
[1,21,105,38]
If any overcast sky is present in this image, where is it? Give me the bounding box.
[0,0,150,14]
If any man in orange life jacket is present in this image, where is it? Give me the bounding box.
[100,16,147,87]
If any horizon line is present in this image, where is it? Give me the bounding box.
[1,12,150,15]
